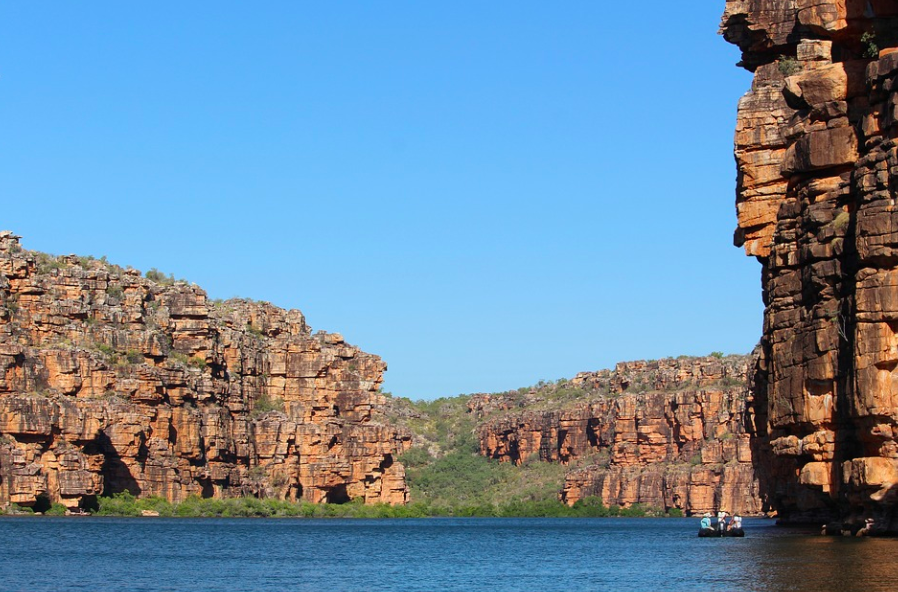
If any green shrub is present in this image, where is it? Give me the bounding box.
[81,491,683,519]
[145,269,164,282]
[833,211,851,231]
[138,496,176,517]
[862,31,879,58]
[618,503,649,517]
[96,491,142,517]
[252,393,285,417]
[777,56,800,76]
[170,352,189,365]
[145,269,176,285]
[45,503,68,516]
[188,356,207,370]
[36,255,66,274]
[397,446,433,469]
[571,496,612,517]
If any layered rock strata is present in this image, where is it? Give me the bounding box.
[0,232,410,509]
[722,0,898,531]
[474,356,762,515]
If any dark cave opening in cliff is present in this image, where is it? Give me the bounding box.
[325,484,351,504]
[80,495,99,512]
[586,420,600,449]
[32,494,51,514]
[200,479,214,499]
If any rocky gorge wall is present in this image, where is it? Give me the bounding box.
[473,356,762,516]
[722,0,898,531]
[0,232,410,510]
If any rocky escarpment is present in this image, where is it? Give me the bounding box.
[474,356,762,516]
[722,0,898,532]
[0,232,410,510]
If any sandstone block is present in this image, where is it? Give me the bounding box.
[782,127,859,174]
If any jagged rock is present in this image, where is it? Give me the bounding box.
[476,356,762,515]
[0,233,410,509]
[722,0,898,533]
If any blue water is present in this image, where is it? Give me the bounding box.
[1,517,896,591]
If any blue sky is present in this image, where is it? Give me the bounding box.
[1,2,759,399]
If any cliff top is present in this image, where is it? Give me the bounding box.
[383,352,753,459]
[466,353,752,418]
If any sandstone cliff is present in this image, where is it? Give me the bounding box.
[474,356,762,516]
[722,0,898,532]
[0,232,410,510]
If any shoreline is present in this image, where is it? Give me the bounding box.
[1,493,694,520]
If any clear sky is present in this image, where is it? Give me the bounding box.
[1,2,759,400]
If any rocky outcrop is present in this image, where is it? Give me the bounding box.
[722,1,898,532]
[474,356,762,515]
[0,232,410,509]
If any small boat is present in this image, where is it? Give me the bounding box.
[723,527,745,537]
[697,525,745,538]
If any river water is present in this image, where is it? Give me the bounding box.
[1,517,896,591]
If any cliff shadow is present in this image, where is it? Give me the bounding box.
[87,430,142,497]
[832,213,860,525]
[845,1,898,53]
[745,342,774,514]
[877,483,898,533]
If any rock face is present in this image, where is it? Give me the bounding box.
[474,356,762,515]
[0,232,410,509]
[722,1,898,531]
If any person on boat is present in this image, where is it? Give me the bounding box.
[717,511,728,533]
[700,513,711,530]
[730,514,742,531]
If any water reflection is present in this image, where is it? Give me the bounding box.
[738,528,898,592]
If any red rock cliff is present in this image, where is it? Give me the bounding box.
[722,0,898,531]
[0,232,410,510]
[475,356,762,515]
